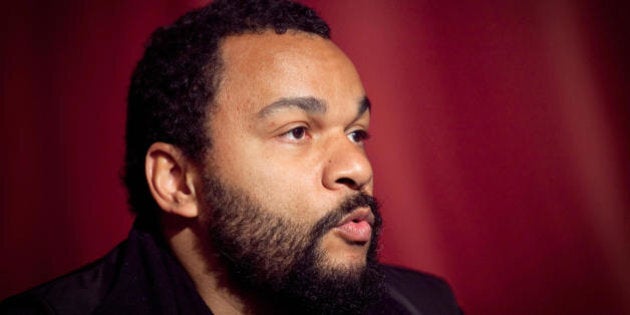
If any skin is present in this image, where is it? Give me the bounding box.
[146,30,374,314]
[209,30,373,268]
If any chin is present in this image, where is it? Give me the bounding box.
[319,250,370,278]
[320,235,370,266]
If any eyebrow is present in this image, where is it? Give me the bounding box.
[256,95,371,119]
[358,96,371,116]
[257,97,327,118]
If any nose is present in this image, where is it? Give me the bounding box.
[321,136,373,192]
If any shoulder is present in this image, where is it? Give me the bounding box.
[379,264,463,315]
[0,242,126,315]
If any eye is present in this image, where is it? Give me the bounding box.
[282,126,308,141]
[348,130,371,144]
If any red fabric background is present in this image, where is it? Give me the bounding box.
[1,1,628,314]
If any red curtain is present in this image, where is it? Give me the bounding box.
[1,1,628,314]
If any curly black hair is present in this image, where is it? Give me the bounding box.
[124,0,330,224]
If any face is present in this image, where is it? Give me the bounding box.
[200,31,382,312]
[207,30,375,269]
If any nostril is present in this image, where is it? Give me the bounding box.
[336,177,358,189]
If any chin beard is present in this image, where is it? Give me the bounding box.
[201,174,385,314]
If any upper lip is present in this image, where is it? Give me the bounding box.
[337,207,375,227]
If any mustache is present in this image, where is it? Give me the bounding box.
[308,193,382,242]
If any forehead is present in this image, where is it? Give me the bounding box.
[214,30,365,113]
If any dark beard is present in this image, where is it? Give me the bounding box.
[202,174,385,314]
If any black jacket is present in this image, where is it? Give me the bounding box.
[1,224,462,315]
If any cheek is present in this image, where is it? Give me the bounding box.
[248,158,325,225]
[209,112,339,226]
[212,143,328,225]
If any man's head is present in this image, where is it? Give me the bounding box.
[125,0,330,223]
[125,0,383,313]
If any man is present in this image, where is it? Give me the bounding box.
[1,1,461,314]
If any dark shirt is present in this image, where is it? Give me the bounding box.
[1,224,462,314]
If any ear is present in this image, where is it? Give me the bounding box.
[145,142,200,218]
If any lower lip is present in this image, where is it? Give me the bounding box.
[335,221,372,243]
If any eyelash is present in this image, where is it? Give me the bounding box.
[348,130,371,144]
[283,126,308,141]
[280,127,371,145]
